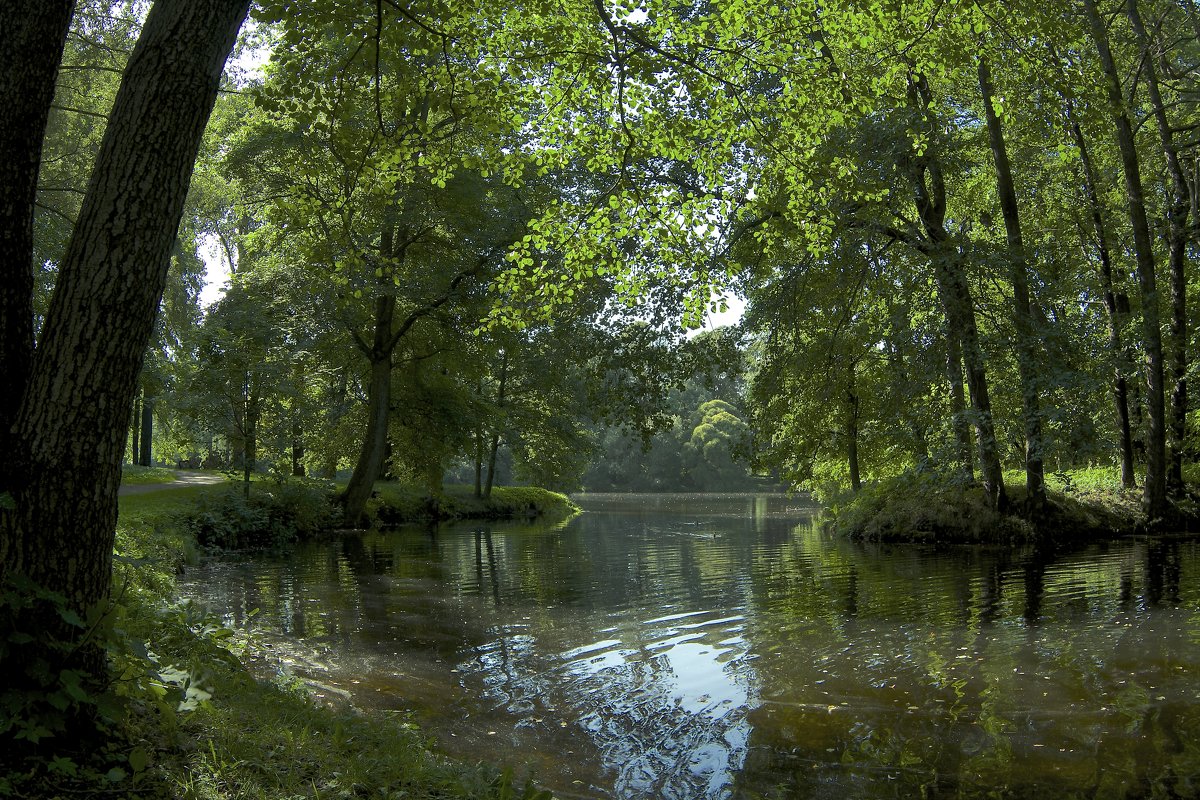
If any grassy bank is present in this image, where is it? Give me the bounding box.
[369,484,580,526]
[121,464,182,485]
[2,485,546,799]
[823,467,1192,544]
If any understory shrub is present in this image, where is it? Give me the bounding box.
[187,481,336,550]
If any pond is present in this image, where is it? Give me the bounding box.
[178,493,1200,798]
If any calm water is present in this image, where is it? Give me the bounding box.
[178,493,1200,799]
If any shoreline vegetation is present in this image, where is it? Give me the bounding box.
[824,467,1200,545]
[1,480,560,800]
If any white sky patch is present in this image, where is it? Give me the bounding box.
[198,233,231,310]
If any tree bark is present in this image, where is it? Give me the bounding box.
[0,1,75,456]
[0,0,249,683]
[978,58,1046,510]
[945,329,974,483]
[1065,105,1136,489]
[483,350,509,500]
[342,294,397,526]
[1083,0,1168,518]
[906,75,1005,510]
[846,376,861,493]
[1128,0,1191,495]
[139,395,154,466]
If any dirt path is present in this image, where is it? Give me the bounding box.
[118,470,227,496]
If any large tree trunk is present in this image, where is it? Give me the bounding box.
[1128,0,1192,495]
[0,1,75,455]
[1065,105,1136,489]
[1083,0,1168,518]
[342,294,397,526]
[0,0,248,684]
[978,58,1046,510]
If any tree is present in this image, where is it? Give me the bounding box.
[0,0,249,688]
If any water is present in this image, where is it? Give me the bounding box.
[178,493,1200,798]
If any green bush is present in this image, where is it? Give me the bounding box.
[369,483,579,525]
[187,481,336,550]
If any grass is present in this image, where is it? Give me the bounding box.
[121,465,181,485]
[828,465,1152,545]
[370,483,580,525]
[4,485,549,799]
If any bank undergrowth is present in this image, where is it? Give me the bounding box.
[822,466,1187,544]
[1,485,549,799]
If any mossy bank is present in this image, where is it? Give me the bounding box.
[1,484,550,799]
[824,468,1200,545]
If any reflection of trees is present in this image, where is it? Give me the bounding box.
[179,505,1200,799]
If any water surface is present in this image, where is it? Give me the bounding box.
[179,493,1200,798]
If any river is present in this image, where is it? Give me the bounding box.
[178,492,1200,798]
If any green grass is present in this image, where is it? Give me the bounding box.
[120,465,181,485]
[829,466,1147,544]
[371,483,580,525]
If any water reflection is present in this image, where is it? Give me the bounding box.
[179,494,1200,799]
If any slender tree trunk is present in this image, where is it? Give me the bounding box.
[1065,106,1136,488]
[846,376,861,493]
[139,396,154,466]
[1084,0,1168,518]
[907,73,1005,510]
[292,415,305,477]
[130,393,141,466]
[946,330,974,482]
[474,429,484,498]
[0,1,75,456]
[1128,0,1191,495]
[978,58,1045,510]
[0,0,249,685]
[342,293,396,526]
[483,350,509,500]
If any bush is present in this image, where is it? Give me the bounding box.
[187,481,336,550]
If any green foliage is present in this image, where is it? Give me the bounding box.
[187,481,337,550]
[370,483,579,525]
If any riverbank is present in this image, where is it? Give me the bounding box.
[826,468,1199,544]
[2,485,547,799]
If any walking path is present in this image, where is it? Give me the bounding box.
[118,470,227,496]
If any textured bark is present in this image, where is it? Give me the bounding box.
[139,396,154,466]
[1084,0,1167,518]
[343,294,397,526]
[0,0,249,679]
[1066,107,1136,488]
[1128,0,1191,495]
[907,75,1005,510]
[978,59,1045,509]
[945,330,974,482]
[0,1,75,465]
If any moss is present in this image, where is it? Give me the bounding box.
[829,467,1151,545]
[370,483,580,526]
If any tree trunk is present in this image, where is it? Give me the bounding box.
[474,429,484,498]
[0,0,249,686]
[130,393,141,466]
[0,1,74,456]
[1065,105,1136,488]
[945,329,974,482]
[342,294,397,526]
[846,379,861,493]
[139,396,154,466]
[483,350,509,500]
[905,74,1005,510]
[978,58,1045,510]
[1128,0,1191,495]
[1084,0,1168,518]
[292,415,305,477]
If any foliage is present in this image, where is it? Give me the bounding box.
[186,481,337,550]
[370,483,579,525]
